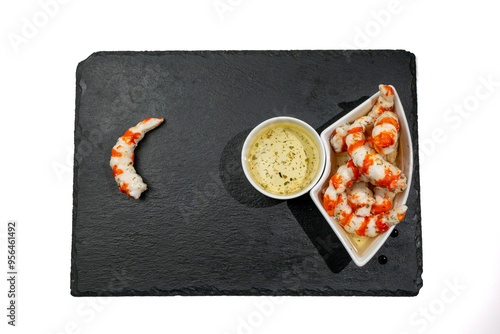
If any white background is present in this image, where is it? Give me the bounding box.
[1,0,499,333]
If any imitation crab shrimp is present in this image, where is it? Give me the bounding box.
[323,85,408,237]
[332,85,400,161]
[334,189,407,237]
[110,117,164,199]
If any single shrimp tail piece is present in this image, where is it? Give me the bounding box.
[110,117,164,199]
[331,126,348,153]
[367,84,395,119]
[372,112,400,155]
[335,192,407,237]
[371,187,396,215]
[331,116,374,154]
[347,182,374,217]
[323,160,360,216]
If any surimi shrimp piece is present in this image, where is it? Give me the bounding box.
[347,182,374,217]
[331,126,348,153]
[345,118,372,160]
[331,116,374,153]
[334,193,407,237]
[385,140,399,164]
[345,124,407,193]
[362,152,406,193]
[330,85,394,154]
[323,160,360,216]
[110,117,164,199]
[371,187,396,215]
[367,85,395,120]
[372,112,400,155]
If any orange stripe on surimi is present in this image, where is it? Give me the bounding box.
[119,182,130,196]
[360,154,375,175]
[323,194,337,216]
[397,212,406,221]
[347,126,363,134]
[356,217,369,236]
[347,160,360,179]
[333,129,348,151]
[140,117,153,124]
[375,218,389,234]
[376,106,387,116]
[339,212,352,227]
[140,117,163,125]
[372,200,392,214]
[373,131,395,149]
[347,140,365,156]
[345,160,360,187]
[376,116,399,131]
[380,106,394,112]
[111,148,122,157]
[375,169,401,191]
[331,173,343,190]
[112,165,124,177]
[383,85,394,95]
[121,130,141,145]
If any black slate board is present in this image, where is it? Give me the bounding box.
[71,50,422,296]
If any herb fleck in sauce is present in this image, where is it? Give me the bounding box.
[248,123,320,195]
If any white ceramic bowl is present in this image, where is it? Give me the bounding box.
[309,86,413,267]
[241,116,326,200]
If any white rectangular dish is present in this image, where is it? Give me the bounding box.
[309,85,413,267]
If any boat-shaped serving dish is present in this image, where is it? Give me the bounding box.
[310,85,413,267]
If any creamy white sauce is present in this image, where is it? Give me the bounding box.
[248,123,320,196]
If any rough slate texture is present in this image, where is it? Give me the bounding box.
[71,50,422,296]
